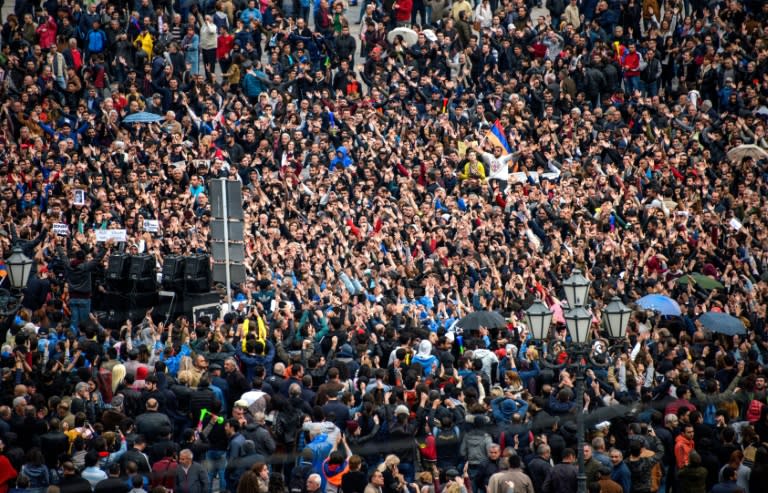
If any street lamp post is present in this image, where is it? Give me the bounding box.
[524,272,631,493]
[524,299,554,340]
[5,247,33,291]
[561,269,591,310]
[1,247,34,317]
[603,296,633,340]
[562,305,591,493]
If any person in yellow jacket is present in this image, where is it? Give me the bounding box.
[458,149,486,181]
[134,28,154,61]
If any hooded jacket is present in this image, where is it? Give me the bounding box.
[471,348,498,379]
[242,68,269,98]
[491,397,529,423]
[460,422,492,466]
[412,341,438,377]
[330,146,353,171]
[237,341,275,380]
[308,433,334,473]
[20,463,50,489]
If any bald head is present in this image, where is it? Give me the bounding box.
[289,383,302,398]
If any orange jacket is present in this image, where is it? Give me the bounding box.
[674,434,695,469]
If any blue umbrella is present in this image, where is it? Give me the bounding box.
[122,111,163,124]
[636,294,682,316]
[698,312,746,336]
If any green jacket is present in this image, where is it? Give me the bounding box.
[677,465,707,493]
[689,372,741,406]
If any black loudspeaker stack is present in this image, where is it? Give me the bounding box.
[99,291,159,329]
[153,254,216,324]
[161,256,185,291]
[106,254,130,280]
[155,291,220,324]
[183,254,211,293]
[105,254,157,293]
[99,253,159,329]
[98,253,218,329]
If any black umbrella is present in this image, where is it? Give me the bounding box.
[456,310,507,332]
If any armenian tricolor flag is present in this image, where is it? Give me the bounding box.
[486,120,512,155]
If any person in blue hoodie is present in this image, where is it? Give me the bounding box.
[306,425,334,476]
[329,146,353,171]
[413,340,438,377]
[19,449,50,493]
[490,396,529,424]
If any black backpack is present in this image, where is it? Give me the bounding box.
[274,406,303,446]
[376,404,396,439]
[289,462,314,493]
[433,425,460,444]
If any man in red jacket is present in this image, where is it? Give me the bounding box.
[394,0,412,26]
[622,42,641,95]
[217,27,235,75]
[36,15,58,50]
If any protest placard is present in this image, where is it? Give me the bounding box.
[144,220,159,233]
[95,229,127,242]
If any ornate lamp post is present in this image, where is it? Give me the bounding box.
[524,299,554,341]
[525,272,630,493]
[604,297,633,340]
[561,269,591,310]
[5,247,33,291]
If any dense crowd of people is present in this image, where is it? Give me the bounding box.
[0,0,768,492]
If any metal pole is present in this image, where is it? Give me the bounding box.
[220,180,232,305]
[575,357,587,493]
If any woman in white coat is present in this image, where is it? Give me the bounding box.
[474,0,493,31]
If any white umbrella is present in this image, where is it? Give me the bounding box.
[239,389,269,416]
[727,144,768,162]
[387,27,418,46]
